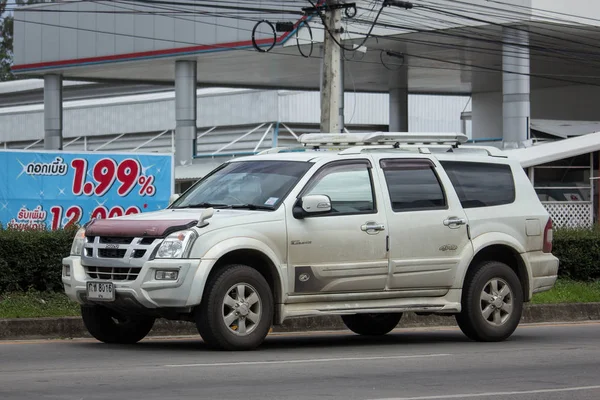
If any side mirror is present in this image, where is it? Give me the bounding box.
[293,194,332,219]
[169,193,180,205]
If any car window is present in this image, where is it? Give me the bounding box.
[171,160,313,209]
[440,161,515,208]
[380,159,447,212]
[303,161,375,215]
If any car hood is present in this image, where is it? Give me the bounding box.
[84,207,282,237]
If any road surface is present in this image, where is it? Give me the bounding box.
[1,322,599,400]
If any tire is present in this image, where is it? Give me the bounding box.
[456,261,523,342]
[196,264,274,351]
[81,305,155,344]
[341,313,403,336]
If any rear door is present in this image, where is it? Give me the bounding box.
[375,157,472,291]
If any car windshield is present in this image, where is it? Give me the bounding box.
[171,160,313,210]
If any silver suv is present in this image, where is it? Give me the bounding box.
[62,133,559,350]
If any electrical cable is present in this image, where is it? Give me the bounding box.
[251,19,276,52]
[349,0,600,59]
[380,49,404,71]
[305,0,389,53]
[11,1,600,88]
[344,14,600,67]
[416,3,600,55]
[8,0,596,64]
[295,20,314,58]
[477,0,600,26]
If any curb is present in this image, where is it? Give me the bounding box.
[1,303,600,341]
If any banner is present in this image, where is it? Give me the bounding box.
[0,150,173,230]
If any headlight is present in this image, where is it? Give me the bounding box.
[156,230,197,259]
[70,227,86,256]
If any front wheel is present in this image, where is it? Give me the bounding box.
[456,261,523,342]
[196,264,274,351]
[81,305,155,344]
[341,313,403,336]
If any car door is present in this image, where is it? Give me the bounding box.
[375,157,472,291]
[286,159,389,295]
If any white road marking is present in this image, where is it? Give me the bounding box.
[165,353,450,368]
[369,385,600,400]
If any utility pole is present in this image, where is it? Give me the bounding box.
[320,1,343,134]
[305,0,412,133]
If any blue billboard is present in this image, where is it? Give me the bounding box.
[0,150,173,230]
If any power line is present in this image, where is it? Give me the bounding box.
[11,0,600,89]
[348,13,600,65]
[414,1,600,52]
[486,0,600,26]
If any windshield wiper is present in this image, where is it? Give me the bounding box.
[228,204,275,211]
[176,202,229,209]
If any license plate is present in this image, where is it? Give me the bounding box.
[86,282,115,301]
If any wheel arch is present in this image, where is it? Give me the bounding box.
[208,248,283,305]
[189,238,285,323]
[465,244,530,302]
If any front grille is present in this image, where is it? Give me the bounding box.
[98,236,134,245]
[98,248,127,258]
[132,249,146,258]
[86,266,141,281]
[82,236,161,276]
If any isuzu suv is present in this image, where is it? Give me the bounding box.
[62,133,559,350]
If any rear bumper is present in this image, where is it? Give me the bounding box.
[524,251,559,295]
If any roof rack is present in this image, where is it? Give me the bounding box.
[255,132,505,158]
[298,132,469,147]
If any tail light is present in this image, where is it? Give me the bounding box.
[543,218,553,253]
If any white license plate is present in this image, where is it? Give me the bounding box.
[86,281,115,301]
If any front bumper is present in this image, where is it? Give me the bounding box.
[61,256,209,309]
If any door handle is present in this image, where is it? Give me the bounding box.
[443,217,467,228]
[361,221,385,234]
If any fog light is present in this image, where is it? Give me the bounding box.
[155,270,179,280]
[63,265,70,277]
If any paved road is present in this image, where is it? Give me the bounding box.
[1,322,600,400]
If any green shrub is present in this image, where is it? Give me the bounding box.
[1,224,600,295]
[0,227,76,293]
[553,227,600,281]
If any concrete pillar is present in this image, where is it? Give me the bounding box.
[43,74,63,150]
[389,62,409,132]
[339,53,345,133]
[502,27,530,148]
[389,87,409,132]
[175,60,197,166]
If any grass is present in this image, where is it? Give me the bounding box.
[0,291,80,319]
[530,279,600,304]
[0,279,599,318]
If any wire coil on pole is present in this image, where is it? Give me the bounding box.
[252,20,277,53]
[295,20,314,58]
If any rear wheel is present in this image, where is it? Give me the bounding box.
[456,261,523,342]
[341,313,403,336]
[81,305,155,344]
[196,264,274,351]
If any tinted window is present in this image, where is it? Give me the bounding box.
[380,160,447,211]
[304,161,375,214]
[171,160,312,209]
[440,161,515,208]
